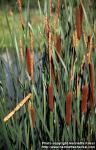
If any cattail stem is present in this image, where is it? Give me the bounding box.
[81,85,88,115]
[17,0,25,30]
[65,92,73,125]
[19,36,23,62]
[50,0,52,17]
[51,59,55,81]
[48,32,52,63]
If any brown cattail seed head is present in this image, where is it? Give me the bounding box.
[65,92,73,125]
[81,85,88,115]
[30,106,35,128]
[76,4,83,40]
[48,84,54,111]
[89,62,95,110]
[26,48,34,80]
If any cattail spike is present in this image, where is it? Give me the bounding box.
[48,84,54,111]
[76,4,83,40]
[26,48,34,80]
[89,62,95,110]
[81,85,88,115]
[29,105,35,128]
[65,92,73,125]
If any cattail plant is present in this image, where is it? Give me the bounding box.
[48,83,54,111]
[76,3,83,40]
[81,85,88,115]
[17,0,25,29]
[29,104,35,128]
[89,62,95,110]
[26,48,34,80]
[72,30,79,48]
[65,92,73,125]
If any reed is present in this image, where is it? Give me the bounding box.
[65,92,73,125]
